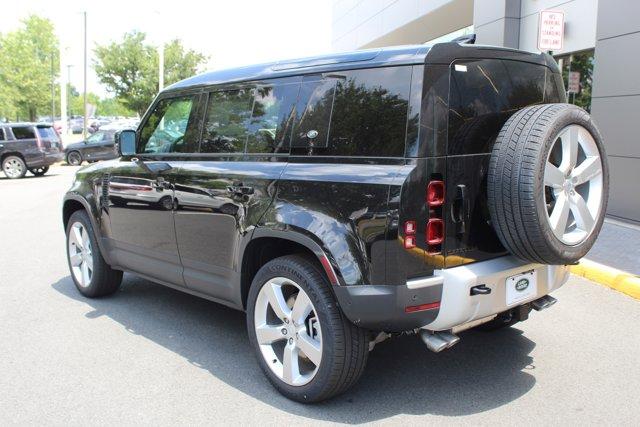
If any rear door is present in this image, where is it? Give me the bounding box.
[83,131,115,160]
[173,78,299,303]
[445,59,550,266]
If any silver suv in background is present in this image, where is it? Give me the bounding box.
[0,123,64,179]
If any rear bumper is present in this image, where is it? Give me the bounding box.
[334,255,570,332]
[424,256,569,331]
[27,151,64,167]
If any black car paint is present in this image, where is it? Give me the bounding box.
[63,43,564,331]
[64,130,119,163]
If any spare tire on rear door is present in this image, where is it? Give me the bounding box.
[487,103,608,265]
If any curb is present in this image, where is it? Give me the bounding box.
[570,259,640,300]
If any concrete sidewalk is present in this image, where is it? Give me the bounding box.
[587,218,640,275]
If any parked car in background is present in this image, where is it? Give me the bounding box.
[65,129,118,165]
[69,117,84,134]
[1,122,64,178]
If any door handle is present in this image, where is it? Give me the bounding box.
[451,184,468,235]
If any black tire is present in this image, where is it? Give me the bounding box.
[66,151,83,166]
[246,255,368,403]
[2,155,27,179]
[488,104,609,264]
[66,210,123,297]
[29,166,49,176]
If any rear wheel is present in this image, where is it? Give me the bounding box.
[66,151,83,166]
[29,166,49,176]
[246,255,368,403]
[66,210,122,297]
[2,156,27,179]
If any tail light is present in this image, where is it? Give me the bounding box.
[403,180,445,253]
[427,179,445,254]
[35,131,44,150]
[427,180,445,206]
[404,220,417,249]
[426,218,444,245]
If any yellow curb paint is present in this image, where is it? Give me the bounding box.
[570,259,640,300]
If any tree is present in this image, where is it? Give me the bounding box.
[0,15,59,121]
[94,31,207,116]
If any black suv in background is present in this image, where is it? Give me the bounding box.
[1,123,64,178]
[62,42,608,402]
[64,129,119,166]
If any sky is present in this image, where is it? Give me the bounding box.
[1,0,332,97]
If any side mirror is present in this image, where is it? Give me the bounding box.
[116,130,136,156]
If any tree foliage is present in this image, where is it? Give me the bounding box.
[94,31,207,116]
[0,15,59,121]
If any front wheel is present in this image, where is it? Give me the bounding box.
[246,255,368,403]
[29,166,49,176]
[66,210,123,297]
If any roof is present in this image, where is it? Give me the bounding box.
[164,42,555,93]
[165,45,431,92]
[1,122,49,127]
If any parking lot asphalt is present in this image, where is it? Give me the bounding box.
[1,166,639,425]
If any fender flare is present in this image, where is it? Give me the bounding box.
[62,192,114,265]
[249,227,341,286]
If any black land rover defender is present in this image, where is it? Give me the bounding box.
[62,41,608,402]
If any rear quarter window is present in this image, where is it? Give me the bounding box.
[448,59,546,155]
[12,126,36,140]
[291,66,412,158]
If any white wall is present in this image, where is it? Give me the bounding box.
[332,0,597,54]
[332,0,473,51]
[518,0,598,54]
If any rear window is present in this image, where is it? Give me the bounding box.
[292,67,412,157]
[36,126,60,141]
[12,126,36,140]
[448,59,546,155]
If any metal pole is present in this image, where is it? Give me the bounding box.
[50,53,55,123]
[83,11,88,139]
[158,44,164,92]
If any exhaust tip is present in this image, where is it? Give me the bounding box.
[531,295,558,311]
[419,329,460,353]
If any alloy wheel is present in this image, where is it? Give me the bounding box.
[544,125,604,245]
[68,222,94,287]
[254,277,322,386]
[3,158,24,178]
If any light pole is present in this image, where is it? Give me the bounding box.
[67,65,73,119]
[82,11,88,139]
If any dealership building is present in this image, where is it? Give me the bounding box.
[332,0,638,223]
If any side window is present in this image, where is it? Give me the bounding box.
[295,67,412,157]
[448,59,546,155]
[201,88,253,153]
[12,126,36,140]
[0,128,5,141]
[138,95,198,154]
[291,79,336,149]
[246,83,299,153]
[87,132,103,143]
